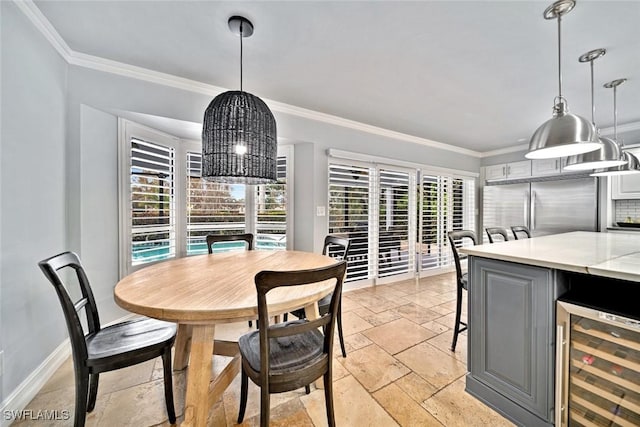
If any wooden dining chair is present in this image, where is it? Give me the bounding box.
[38,252,176,427]
[206,232,254,253]
[485,226,510,243]
[237,261,347,427]
[289,235,351,358]
[511,225,532,240]
[207,232,256,327]
[447,230,477,352]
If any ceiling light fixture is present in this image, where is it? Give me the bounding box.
[564,49,625,171]
[201,16,277,184]
[591,79,640,176]
[526,0,600,160]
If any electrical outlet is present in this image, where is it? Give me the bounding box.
[316,206,326,217]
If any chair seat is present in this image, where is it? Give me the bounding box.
[239,320,324,374]
[86,318,176,366]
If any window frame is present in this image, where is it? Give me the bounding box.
[118,119,293,277]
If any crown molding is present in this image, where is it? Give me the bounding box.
[600,121,640,138]
[13,0,73,60]
[479,143,529,158]
[17,0,487,158]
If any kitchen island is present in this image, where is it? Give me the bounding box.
[460,231,640,426]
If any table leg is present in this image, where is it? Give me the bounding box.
[181,324,215,427]
[174,324,193,370]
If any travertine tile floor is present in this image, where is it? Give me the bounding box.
[16,273,514,426]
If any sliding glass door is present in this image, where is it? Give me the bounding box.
[329,158,475,284]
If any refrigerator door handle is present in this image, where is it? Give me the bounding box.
[531,190,536,231]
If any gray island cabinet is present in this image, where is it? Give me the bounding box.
[460,231,640,426]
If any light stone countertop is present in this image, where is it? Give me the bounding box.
[460,231,640,281]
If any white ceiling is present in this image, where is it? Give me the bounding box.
[33,0,640,154]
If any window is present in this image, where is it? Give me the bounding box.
[329,155,475,283]
[186,151,247,255]
[255,157,287,250]
[119,120,291,276]
[419,174,475,273]
[328,163,372,282]
[130,138,175,265]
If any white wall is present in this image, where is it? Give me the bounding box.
[1,1,69,401]
[1,2,482,404]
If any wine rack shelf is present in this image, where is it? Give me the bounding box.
[567,315,640,426]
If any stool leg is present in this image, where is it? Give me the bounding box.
[451,284,463,352]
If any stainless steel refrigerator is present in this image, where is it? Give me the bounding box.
[482,177,598,242]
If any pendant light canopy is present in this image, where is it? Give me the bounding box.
[591,78,640,176]
[526,0,600,160]
[564,49,625,171]
[201,16,277,184]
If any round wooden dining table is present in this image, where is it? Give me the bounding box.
[114,250,338,427]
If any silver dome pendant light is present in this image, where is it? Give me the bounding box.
[564,49,625,171]
[526,0,600,160]
[591,79,640,176]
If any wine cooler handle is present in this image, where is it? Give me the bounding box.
[555,324,566,427]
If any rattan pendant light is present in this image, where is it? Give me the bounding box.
[591,79,640,176]
[564,49,625,171]
[526,0,600,160]
[201,16,277,184]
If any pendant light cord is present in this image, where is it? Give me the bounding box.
[557,15,563,101]
[590,60,595,125]
[613,86,618,143]
[239,21,244,92]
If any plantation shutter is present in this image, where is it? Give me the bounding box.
[328,163,372,282]
[378,168,412,278]
[440,176,476,269]
[129,138,175,265]
[186,151,246,255]
[255,156,287,251]
[419,174,441,271]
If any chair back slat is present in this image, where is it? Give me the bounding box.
[267,315,332,339]
[322,235,351,260]
[38,251,101,363]
[447,230,477,284]
[485,227,510,243]
[511,225,531,240]
[74,298,89,313]
[206,233,254,254]
[254,261,347,387]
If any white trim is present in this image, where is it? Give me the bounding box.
[118,119,180,278]
[0,314,136,427]
[12,0,73,61]
[601,121,640,138]
[479,143,529,158]
[327,148,479,178]
[0,339,70,427]
[16,0,640,159]
[16,0,485,158]
[279,145,295,250]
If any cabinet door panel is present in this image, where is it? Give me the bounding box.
[532,159,560,177]
[470,257,553,421]
[507,160,532,179]
[486,164,507,181]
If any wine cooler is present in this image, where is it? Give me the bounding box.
[556,300,640,426]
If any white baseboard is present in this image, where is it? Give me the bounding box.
[0,339,70,427]
[0,314,136,427]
